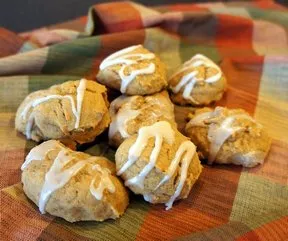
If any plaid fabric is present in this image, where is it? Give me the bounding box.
[1,1,288,240]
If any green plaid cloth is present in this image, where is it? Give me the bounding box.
[0,1,287,240]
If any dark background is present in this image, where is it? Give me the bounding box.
[0,0,287,32]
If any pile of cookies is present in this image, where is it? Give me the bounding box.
[15,45,271,223]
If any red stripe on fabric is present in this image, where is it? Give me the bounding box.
[236,216,288,241]
[1,189,53,241]
[94,2,143,33]
[215,56,264,115]
[89,29,146,79]
[79,16,88,24]
[216,15,256,58]
[0,28,24,58]
[136,165,242,240]
[247,140,288,185]
[0,148,25,189]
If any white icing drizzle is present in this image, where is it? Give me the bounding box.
[171,54,222,103]
[117,121,175,180]
[162,141,196,210]
[188,109,256,164]
[99,45,156,93]
[39,149,87,213]
[26,113,35,139]
[75,78,87,128]
[108,96,140,139]
[117,121,197,210]
[20,79,87,138]
[21,140,62,171]
[90,164,115,200]
[208,114,255,164]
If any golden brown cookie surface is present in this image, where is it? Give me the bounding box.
[97,45,167,95]
[185,107,271,167]
[115,121,202,209]
[15,79,110,144]
[21,140,129,222]
[109,91,176,148]
[169,54,227,106]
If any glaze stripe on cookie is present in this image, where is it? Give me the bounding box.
[171,54,222,103]
[90,164,116,200]
[109,96,140,139]
[21,140,62,170]
[188,108,257,164]
[21,79,87,139]
[157,141,196,210]
[117,121,197,210]
[99,45,156,93]
[117,121,175,177]
[39,149,87,213]
[22,140,116,214]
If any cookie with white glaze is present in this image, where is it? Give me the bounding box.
[185,107,271,167]
[115,121,202,210]
[15,79,110,144]
[97,45,167,96]
[21,140,129,222]
[109,91,176,148]
[169,54,227,106]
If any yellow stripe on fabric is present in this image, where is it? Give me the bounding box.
[0,76,29,112]
[230,172,288,229]
[0,47,49,76]
[0,112,27,151]
[130,2,161,27]
[144,28,182,77]
[209,6,251,19]
[252,20,288,55]
[254,56,288,142]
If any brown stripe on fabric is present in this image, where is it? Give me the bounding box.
[216,15,257,58]
[247,140,288,185]
[94,2,143,34]
[177,11,217,45]
[136,165,242,240]
[0,112,26,188]
[215,56,264,115]
[236,216,288,241]
[92,29,146,78]
[0,28,24,58]
[0,190,53,241]
[175,221,254,241]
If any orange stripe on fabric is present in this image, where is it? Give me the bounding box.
[1,190,53,241]
[216,15,256,58]
[91,29,146,79]
[255,1,287,10]
[236,216,288,241]
[215,56,263,115]
[247,140,288,185]
[136,165,242,240]
[94,2,143,33]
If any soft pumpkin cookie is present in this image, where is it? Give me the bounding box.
[115,121,202,210]
[185,107,271,167]
[97,45,167,95]
[21,140,129,222]
[15,79,110,144]
[169,54,227,106]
